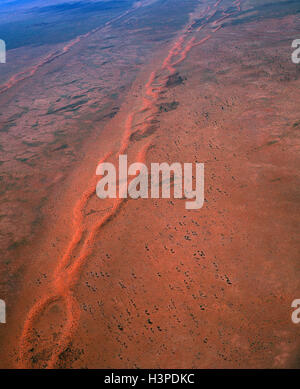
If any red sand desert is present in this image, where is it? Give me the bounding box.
[0,0,299,368]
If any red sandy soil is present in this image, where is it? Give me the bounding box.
[0,0,299,368]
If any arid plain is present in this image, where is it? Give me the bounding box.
[0,0,299,368]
